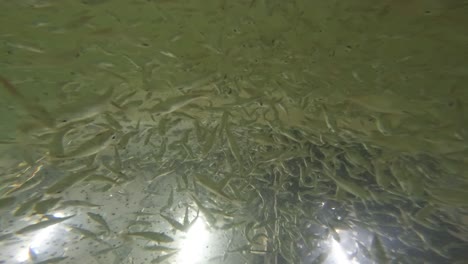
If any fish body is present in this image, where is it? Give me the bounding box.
[52,130,115,160]
[87,212,111,233]
[0,75,55,127]
[16,214,75,234]
[142,94,207,116]
[55,86,114,125]
[34,197,61,214]
[126,232,174,243]
[46,167,97,194]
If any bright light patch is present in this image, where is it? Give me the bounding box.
[15,221,62,263]
[327,238,351,264]
[176,217,210,264]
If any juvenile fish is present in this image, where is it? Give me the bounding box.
[0,196,16,210]
[14,194,43,216]
[87,212,111,233]
[141,94,208,116]
[126,231,174,243]
[57,200,101,209]
[52,130,116,160]
[34,197,61,214]
[16,214,75,234]
[0,75,55,128]
[46,167,97,194]
[55,86,114,125]
[159,188,173,212]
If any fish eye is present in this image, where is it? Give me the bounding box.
[62,119,68,123]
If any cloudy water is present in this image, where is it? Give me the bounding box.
[1,0,467,263]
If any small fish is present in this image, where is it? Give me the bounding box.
[114,90,137,106]
[48,126,73,158]
[54,86,115,125]
[68,225,106,243]
[14,194,43,216]
[87,212,111,233]
[324,168,369,200]
[84,174,118,184]
[225,124,242,164]
[52,130,116,160]
[141,94,208,116]
[194,175,234,202]
[151,252,177,263]
[16,214,75,234]
[103,113,122,130]
[144,128,155,145]
[201,125,218,157]
[0,196,16,210]
[0,233,14,241]
[34,197,61,214]
[6,164,45,195]
[57,200,101,209]
[152,168,175,180]
[144,245,178,252]
[118,130,138,149]
[126,232,174,243]
[158,117,170,136]
[0,75,55,127]
[370,234,390,264]
[46,167,97,194]
[160,214,185,232]
[159,188,174,212]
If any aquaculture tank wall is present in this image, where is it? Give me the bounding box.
[0,1,467,264]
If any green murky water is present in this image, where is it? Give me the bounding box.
[1,1,467,263]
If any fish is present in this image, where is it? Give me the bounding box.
[118,130,138,149]
[51,129,116,160]
[201,125,218,157]
[114,89,137,106]
[144,245,178,252]
[14,194,44,216]
[0,75,55,127]
[144,127,155,145]
[194,175,232,202]
[57,200,101,209]
[54,86,115,125]
[125,232,174,243]
[150,252,177,263]
[141,93,208,116]
[370,234,390,264]
[46,167,97,194]
[324,167,370,200]
[373,160,392,189]
[87,212,111,233]
[34,197,61,214]
[158,117,170,136]
[16,214,75,234]
[225,124,242,164]
[159,189,174,212]
[152,168,175,180]
[0,196,16,210]
[48,126,74,158]
[152,138,168,161]
[84,174,119,184]
[103,113,122,130]
[321,104,337,133]
[68,225,107,243]
[160,214,185,232]
[6,165,44,195]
